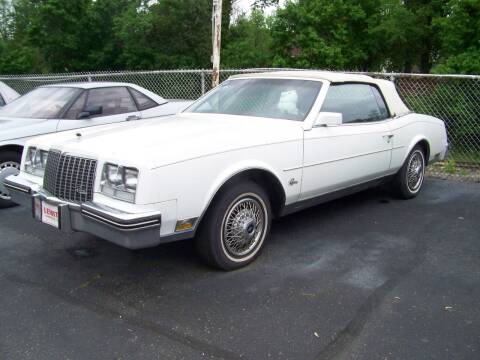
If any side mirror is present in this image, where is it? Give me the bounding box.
[77,105,103,119]
[314,112,343,127]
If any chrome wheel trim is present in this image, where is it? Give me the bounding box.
[0,161,20,200]
[406,150,425,193]
[220,193,268,263]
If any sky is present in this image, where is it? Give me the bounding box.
[236,0,284,15]
[238,0,255,10]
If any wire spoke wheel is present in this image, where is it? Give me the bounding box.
[0,161,20,200]
[406,150,424,193]
[221,194,267,259]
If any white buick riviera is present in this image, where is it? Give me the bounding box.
[5,71,448,270]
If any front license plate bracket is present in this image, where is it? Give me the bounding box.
[41,201,60,229]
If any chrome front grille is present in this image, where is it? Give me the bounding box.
[43,150,97,203]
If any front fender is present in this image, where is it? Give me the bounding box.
[202,160,288,214]
[0,138,28,148]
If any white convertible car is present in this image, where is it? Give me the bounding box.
[0,82,191,207]
[4,71,448,270]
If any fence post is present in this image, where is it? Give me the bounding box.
[201,71,206,95]
[87,73,92,82]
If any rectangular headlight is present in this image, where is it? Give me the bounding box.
[24,147,49,177]
[100,163,138,203]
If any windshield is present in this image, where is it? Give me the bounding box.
[187,78,322,121]
[0,87,81,119]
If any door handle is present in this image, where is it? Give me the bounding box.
[383,134,394,143]
[126,115,141,121]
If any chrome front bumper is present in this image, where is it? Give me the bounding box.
[4,175,163,249]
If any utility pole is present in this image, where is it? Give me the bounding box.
[212,0,222,87]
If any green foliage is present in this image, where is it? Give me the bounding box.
[433,0,480,74]
[269,0,449,72]
[222,10,273,68]
[114,0,214,69]
[0,0,478,74]
[0,0,234,72]
[443,159,457,174]
[14,0,93,72]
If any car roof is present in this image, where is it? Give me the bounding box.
[229,71,411,117]
[40,82,167,104]
[41,82,141,89]
[229,70,375,83]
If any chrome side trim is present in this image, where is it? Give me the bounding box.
[283,165,302,172]
[281,174,395,216]
[303,148,391,168]
[4,182,30,193]
[284,145,405,172]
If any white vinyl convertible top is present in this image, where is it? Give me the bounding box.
[230,71,411,117]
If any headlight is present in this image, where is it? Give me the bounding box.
[24,147,49,177]
[124,168,138,191]
[100,163,139,203]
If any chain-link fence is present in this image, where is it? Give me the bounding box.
[1,69,479,182]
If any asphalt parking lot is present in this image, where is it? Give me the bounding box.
[0,178,479,360]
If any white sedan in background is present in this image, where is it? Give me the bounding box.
[0,81,20,106]
[0,82,192,207]
[5,71,448,269]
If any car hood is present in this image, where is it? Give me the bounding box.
[0,117,55,142]
[32,113,305,169]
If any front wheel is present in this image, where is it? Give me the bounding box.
[0,150,22,209]
[392,145,426,199]
[196,181,272,270]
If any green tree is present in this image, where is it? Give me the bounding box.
[0,0,46,73]
[0,0,476,75]
[82,0,132,70]
[433,0,480,74]
[115,0,234,70]
[269,0,448,72]
[403,0,446,73]
[222,9,273,68]
[270,0,385,70]
[113,1,158,70]
[12,0,93,72]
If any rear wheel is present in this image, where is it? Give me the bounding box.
[196,181,272,270]
[392,145,426,199]
[0,150,22,209]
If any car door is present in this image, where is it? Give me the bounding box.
[56,87,142,131]
[300,83,393,200]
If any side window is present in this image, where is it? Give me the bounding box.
[63,91,87,119]
[321,84,389,124]
[0,94,5,106]
[129,88,158,110]
[85,87,137,117]
[370,86,389,119]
